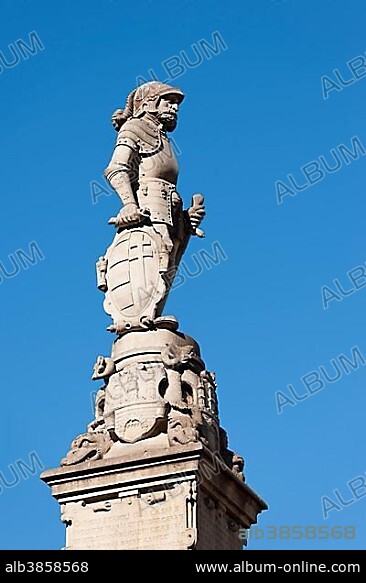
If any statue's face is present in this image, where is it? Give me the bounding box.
[156,93,180,132]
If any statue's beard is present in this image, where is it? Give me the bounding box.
[157,111,177,132]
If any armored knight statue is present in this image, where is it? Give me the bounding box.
[98,81,206,334]
[61,82,245,484]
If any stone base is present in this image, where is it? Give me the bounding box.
[41,443,267,550]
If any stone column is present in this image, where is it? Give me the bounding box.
[41,81,267,549]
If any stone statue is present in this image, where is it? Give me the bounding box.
[40,76,267,553]
[101,81,205,334]
[61,81,244,484]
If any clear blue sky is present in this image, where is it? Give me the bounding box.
[1,0,366,550]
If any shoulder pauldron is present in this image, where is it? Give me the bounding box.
[117,117,163,155]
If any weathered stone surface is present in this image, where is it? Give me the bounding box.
[101,81,205,335]
[42,81,267,549]
[41,444,267,550]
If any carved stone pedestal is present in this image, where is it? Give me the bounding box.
[41,443,266,550]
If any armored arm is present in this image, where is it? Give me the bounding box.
[104,128,146,227]
[104,135,139,209]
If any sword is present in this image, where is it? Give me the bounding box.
[190,194,205,238]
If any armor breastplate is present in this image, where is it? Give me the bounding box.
[116,115,181,226]
[139,134,179,184]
